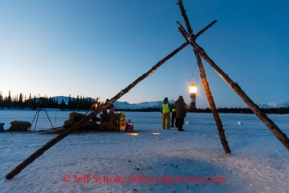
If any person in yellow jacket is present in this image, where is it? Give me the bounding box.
[160,97,171,129]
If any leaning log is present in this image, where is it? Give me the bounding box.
[194,51,231,153]
[177,0,231,154]
[5,41,189,180]
[177,0,193,36]
[195,42,289,151]
[177,20,289,151]
[194,20,217,39]
[195,33,231,154]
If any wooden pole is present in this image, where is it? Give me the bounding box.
[192,40,289,151]
[5,41,189,180]
[177,0,231,153]
[194,51,231,153]
[177,0,193,36]
[177,22,231,153]
[194,20,217,39]
[177,17,289,151]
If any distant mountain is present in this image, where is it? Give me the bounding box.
[259,101,289,108]
[51,96,288,109]
[114,100,175,110]
[51,96,174,109]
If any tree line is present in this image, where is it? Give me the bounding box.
[0,91,288,114]
[0,91,95,110]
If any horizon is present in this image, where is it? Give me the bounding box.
[1,94,288,109]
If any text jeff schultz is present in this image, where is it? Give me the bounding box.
[63,174,226,184]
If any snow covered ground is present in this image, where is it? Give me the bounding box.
[0,110,289,193]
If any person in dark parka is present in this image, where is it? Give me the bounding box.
[175,95,187,131]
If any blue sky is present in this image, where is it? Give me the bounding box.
[0,0,288,108]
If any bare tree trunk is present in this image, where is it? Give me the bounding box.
[194,51,231,153]
[5,41,189,180]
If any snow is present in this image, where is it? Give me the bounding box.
[0,110,289,193]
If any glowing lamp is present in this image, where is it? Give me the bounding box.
[189,83,197,110]
[189,84,197,93]
[128,133,138,136]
